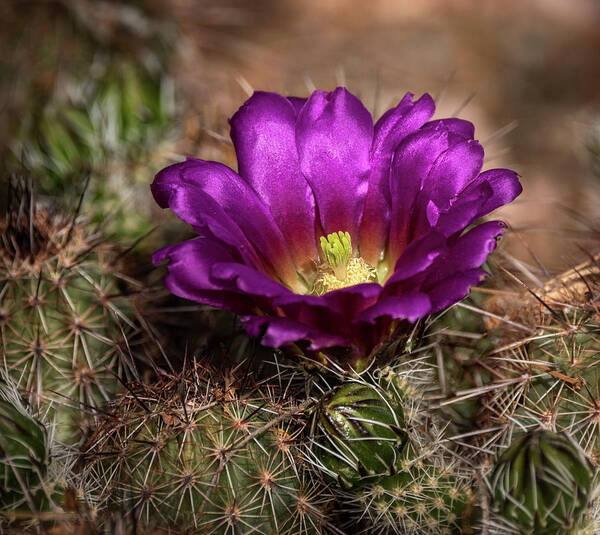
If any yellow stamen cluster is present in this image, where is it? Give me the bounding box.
[312,230,378,295]
[312,257,377,295]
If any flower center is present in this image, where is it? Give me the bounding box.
[312,231,378,295]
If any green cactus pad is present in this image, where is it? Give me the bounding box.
[490,430,597,534]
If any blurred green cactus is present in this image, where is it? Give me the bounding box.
[490,430,597,534]
[14,61,177,242]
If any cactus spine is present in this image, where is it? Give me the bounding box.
[0,183,145,443]
[307,357,474,534]
[83,363,334,534]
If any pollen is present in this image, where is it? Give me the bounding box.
[312,257,377,295]
[312,231,378,295]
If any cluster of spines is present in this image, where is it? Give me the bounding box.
[478,253,600,458]
[302,355,475,535]
[434,249,600,532]
[82,362,335,534]
[0,182,149,445]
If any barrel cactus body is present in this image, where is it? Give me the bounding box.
[83,364,333,534]
[308,359,474,534]
[314,382,408,488]
[490,430,597,534]
[0,186,144,443]
[352,453,472,535]
[481,256,600,465]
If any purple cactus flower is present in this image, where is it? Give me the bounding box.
[152,88,521,370]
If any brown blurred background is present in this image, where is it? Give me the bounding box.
[2,0,600,272]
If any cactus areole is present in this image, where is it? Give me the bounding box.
[490,430,597,535]
[152,87,522,370]
[314,382,408,488]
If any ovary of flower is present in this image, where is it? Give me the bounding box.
[313,231,378,295]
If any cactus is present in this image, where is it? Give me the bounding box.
[347,452,472,535]
[0,374,84,535]
[432,251,600,532]
[82,362,334,534]
[0,376,50,512]
[0,182,146,444]
[476,253,600,463]
[313,382,408,489]
[307,357,475,534]
[489,430,597,535]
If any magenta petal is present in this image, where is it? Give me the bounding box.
[156,183,265,270]
[230,92,318,271]
[426,268,489,313]
[151,159,300,288]
[422,139,484,211]
[359,93,435,265]
[424,118,475,139]
[287,96,307,114]
[323,283,382,318]
[423,221,504,287]
[436,168,522,236]
[387,128,461,264]
[273,284,382,337]
[212,262,292,299]
[467,168,522,220]
[410,139,484,239]
[152,239,253,313]
[413,222,503,312]
[357,293,431,323]
[296,87,373,239]
[272,293,340,336]
[372,94,436,155]
[384,222,503,313]
[243,316,348,350]
[385,231,447,285]
[434,182,494,238]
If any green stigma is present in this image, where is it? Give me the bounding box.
[320,231,352,278]
[313,231,378,295]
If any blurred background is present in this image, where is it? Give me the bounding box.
[2,0,600,272]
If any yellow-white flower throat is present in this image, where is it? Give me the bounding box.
[312,231,377,295]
